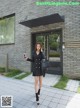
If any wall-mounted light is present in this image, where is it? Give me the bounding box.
[62,42,65,50]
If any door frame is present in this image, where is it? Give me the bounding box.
[31,29,63,75]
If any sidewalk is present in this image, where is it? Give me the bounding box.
[0,75,80,108]
[65,80,80,92]
[22,74,61,87]
[22,74,80,92]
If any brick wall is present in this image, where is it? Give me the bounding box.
[0,0,80,78]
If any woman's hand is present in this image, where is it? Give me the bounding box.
[24,53,28,60]
[24,53,26,58]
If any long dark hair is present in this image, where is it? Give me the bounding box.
[35,43,42,52]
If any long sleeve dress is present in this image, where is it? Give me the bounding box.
[27,51,45,77]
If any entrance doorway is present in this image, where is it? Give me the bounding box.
[31,29,63,75]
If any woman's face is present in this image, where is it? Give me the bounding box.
[36,44,41,51]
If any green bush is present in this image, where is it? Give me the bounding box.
[50,42,59,50]
[49,52,60,57]
[0,67,5,73]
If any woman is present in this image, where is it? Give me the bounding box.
[24,43,45,105]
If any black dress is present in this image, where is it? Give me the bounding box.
[27,51,45,76]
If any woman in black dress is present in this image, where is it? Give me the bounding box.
[24,43,45,105]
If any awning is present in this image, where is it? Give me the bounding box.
[19,13,64,28]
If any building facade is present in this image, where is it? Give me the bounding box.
[0,0,80,78]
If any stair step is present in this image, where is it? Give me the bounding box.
[46,67,62,75]
[47,67,61,71]
[48,61,61,67]
[46,71,62,75]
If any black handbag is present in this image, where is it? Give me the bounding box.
[41,59,48,77]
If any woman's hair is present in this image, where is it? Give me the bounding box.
[35,43,42,52]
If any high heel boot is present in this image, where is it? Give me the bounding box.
[36,93,39,105]
[38,89,40,96]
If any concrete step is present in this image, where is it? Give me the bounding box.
[46,67,62,75]
[48,61,61,67]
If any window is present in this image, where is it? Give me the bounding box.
[0,14,15,44]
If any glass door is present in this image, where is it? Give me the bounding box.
[36,33,60,62]
[48,33,60,62]
[36,34,49,60]
[43,35,49,60]
[32,29,63,75]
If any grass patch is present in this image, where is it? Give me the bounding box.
[54,75,69,89]
[0,67,5,73]
[4,69,22,77]
[15,72,31,79]
[77,86,80,93]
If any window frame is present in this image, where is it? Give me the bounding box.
[0,13,15,45]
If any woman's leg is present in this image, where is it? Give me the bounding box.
[34,76,39,105]
[34,76,39,93]
[39,76,43,89]
[38,76,43,95]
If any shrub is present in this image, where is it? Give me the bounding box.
[49,52,60,57]
[0,67,5,73]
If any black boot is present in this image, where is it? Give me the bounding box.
[36,93,39,105]
[38,89,40,95]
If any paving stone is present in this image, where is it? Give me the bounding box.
[22,74,61,87]
[48,102,58,108]
[44,96,53,101]
[58,99,68,105]
[51,98,60,103]
[54,94,62,99]
[0,75,80,108]
[61,95,70,100]
[65,80,80,92]
[56,104,66,108]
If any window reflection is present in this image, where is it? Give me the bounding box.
[0,15,15,44]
